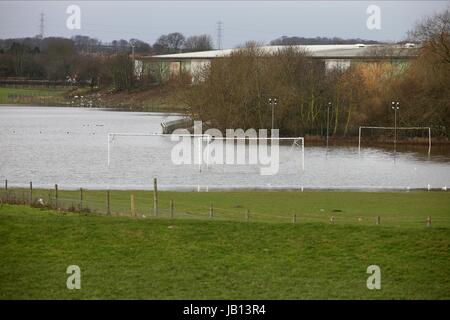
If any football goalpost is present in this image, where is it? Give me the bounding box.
[107,133,305,171]
[358,126,431,155]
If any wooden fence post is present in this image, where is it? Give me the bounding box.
[376,216,380,225]
[55,184,58,209]
[131,194,136,217]
[427,216,431,227]
[293,214,297,224]
[4,179,7,191]
[29,181,33,205]
[5,179,8,202]
[209,202,213,218]
[153,178,158,217]
[170,200,174,219]
[107,190,111,215]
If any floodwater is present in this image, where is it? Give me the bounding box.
[1,106,450,191]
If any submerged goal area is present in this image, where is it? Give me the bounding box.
[106,133,305,182]
[358,126,431,155]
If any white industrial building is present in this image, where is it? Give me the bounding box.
[138,44,417,82]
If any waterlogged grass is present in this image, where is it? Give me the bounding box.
[3,189,450,228]
[0,87,69,105]
[0,204,449,299]
[0,86,183,111]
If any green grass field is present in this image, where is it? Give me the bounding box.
[0,86,184,111]
[0,190,450,299]
[0,87,70,105]
[3,189,450,228]
[0,203,449,299]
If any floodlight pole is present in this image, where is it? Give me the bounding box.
[358,126,362,154]
[268,98,278,132]
[326,102,332,149]
[107,133,111,167]
[130,40,136,65]
[428,127,431,157]
[130,40,136,79]
[391,101,400,148]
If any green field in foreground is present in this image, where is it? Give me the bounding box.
[2,189,450,228]
[0,204,449,299]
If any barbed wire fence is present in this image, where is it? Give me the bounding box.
[0,178,449,228]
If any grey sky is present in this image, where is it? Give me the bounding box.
[0,1,448,48]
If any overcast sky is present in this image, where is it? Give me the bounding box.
[0,1,448,48]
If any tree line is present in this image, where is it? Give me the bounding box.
[0,32,214,89]
[0,32,213,57]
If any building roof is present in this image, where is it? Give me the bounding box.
[140,44,418,60]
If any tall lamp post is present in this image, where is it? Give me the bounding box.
[391,101,400,147]
[130,40,136,68]
[326,102,332,148]
[268,98,278,131]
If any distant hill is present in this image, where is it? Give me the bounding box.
[270,36,383,46]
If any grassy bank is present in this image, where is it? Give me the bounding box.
[2,189,450,228]
[0,204,449,299]
[0,86,71,105]
[0,85,186,112]
[82,85,186,112]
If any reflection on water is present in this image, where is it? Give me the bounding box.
[0,106,450,190]
[310,140,450,162]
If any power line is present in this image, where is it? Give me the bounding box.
[216,21,223,50]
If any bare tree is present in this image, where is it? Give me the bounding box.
[75,55,105,90]
[109,54,134,91]
[408,8,450,63]
[183,35,213,52]
[153,33,185,54]
[41,38,77,80]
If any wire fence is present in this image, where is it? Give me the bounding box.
[0,179,449,229]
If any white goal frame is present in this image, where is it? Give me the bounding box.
[107,133,305,171]
[358,126,431,155]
